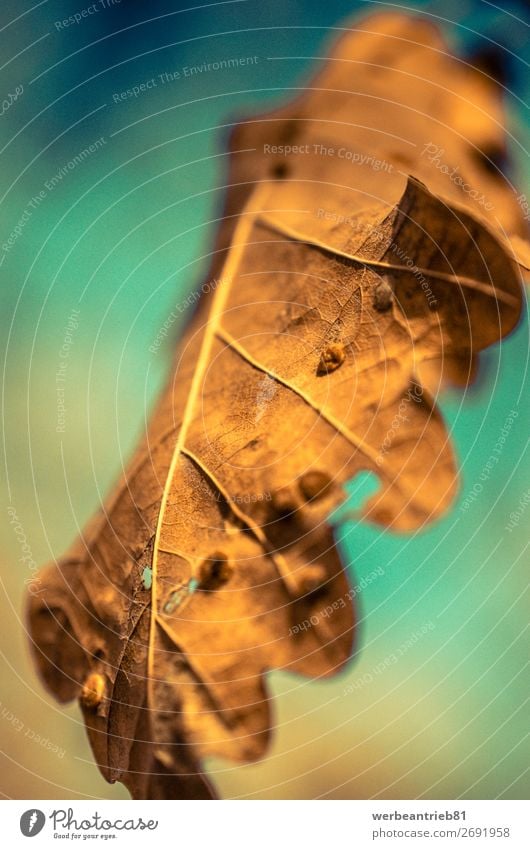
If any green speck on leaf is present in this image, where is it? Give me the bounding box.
[142,566,153,590]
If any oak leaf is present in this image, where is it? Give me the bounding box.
[27,13,527,800]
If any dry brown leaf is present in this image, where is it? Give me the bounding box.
[27,12,527,800]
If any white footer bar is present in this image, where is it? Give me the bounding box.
[3,799,528,848]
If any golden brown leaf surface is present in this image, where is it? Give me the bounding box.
[27,13,527,800]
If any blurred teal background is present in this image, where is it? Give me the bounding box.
[0,0,528,799]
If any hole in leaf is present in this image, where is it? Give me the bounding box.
[199,553,233,591]
[271,162,289,179]
[299,470,332,502]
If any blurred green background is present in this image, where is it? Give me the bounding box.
[0,0,528,799]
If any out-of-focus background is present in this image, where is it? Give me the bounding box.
[0,0,528,800]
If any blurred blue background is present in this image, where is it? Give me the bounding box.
[0,0,528,799]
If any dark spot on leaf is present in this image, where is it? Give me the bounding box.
[317,343,345,375]
[80,673,105,710]
[271,487,298,516]
[271,162,289,179]
[297,565,327,596]
[470,45,510,87]
[373,279,393,311]
[199,553,233,591]
[299,470,332,502]
[471,144,507,176]
[390,151,414,167]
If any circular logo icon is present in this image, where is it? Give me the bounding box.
[20,810,46,837]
